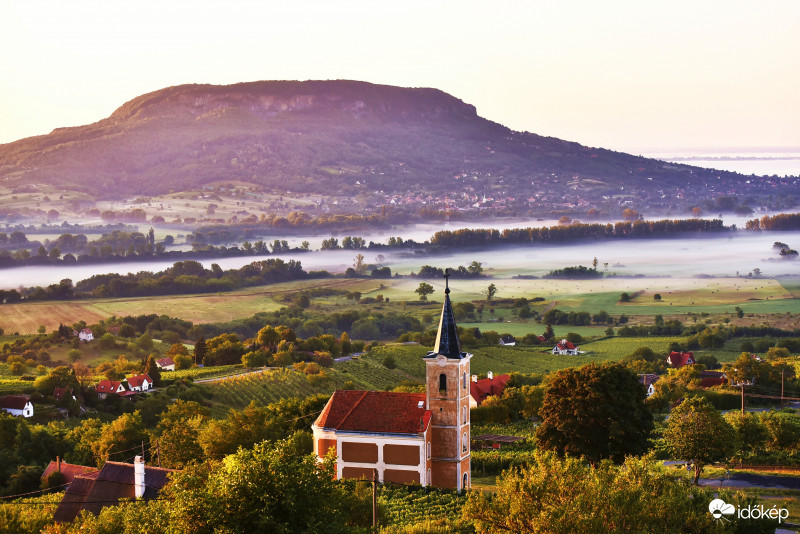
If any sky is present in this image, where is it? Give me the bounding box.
[1,0,799,154]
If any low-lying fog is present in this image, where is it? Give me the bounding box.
[1,230,798,290]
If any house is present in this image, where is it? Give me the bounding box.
[95,380,126,399]
[469,372,511,408]
[552,339,579,355]
[638,374,660,397]
[53,457,173,523]
[0,395,34,417]
[53,387,73,402]
[499,336,516,347]
[126,374,153,392]
[313,275,471,491]
[699,370,727,388]
[155,357,175,371]
[666,351,695,368]
[41,458,95,486]
[77,328,94,342]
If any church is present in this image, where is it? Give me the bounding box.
[312,276,472,491]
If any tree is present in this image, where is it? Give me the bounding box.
[154,400,210,469]
[143,354,161,386]
[463,450,773,534]
[415,282,434,301]
[193,337,207,366]
[352,253,366,276]
[654,293,662,301]
[467,261,483,276]
[482,283,497,301]
[664,396,736,484]
[619,292,631,302]
[536,362,653,464]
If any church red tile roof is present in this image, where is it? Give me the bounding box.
[314,390,431,435]
[0,395,31,410]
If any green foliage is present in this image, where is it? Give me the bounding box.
[414,282,434,301]
[463,451,775,533]
[536,362,653,464]
[664,397,736,484]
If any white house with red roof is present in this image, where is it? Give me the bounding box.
[155,357,175,371]
[95,380,126,399]
[552,339,579,355]
[0,395,34,417]
[469,372,511,408]
[77,328,94,342]
[666,351,695,368]
[313,273,472,491]
[126,374,153,392]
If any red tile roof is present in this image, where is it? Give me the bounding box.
[156,357,174,367]
[95,380,122,394]
[0,395,31,410]
[314,390,431,435]
[638,374,660,387]
[53,387,73,402]
[666,351,695,368]
[470,374,511,405]
[127,374,152,388]
[555,340,577,351]
[41,461,95,485]
[700,377,727,388]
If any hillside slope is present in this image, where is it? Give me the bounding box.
[0,80,794,214]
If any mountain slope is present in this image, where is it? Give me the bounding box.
[0,80,794,214]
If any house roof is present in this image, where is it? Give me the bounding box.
[314,390,431,435]
[81,328,93,334]
[41,461,95,485]
[638,374,660,387]
[699,370,726,379]
[54,461,173,523]
[555,340,577,351]
[666,351,695,368]
[95,380,123,393]
[127,374,153,388]
[156,357,175,367]
[700,377,727,388]
[53,387,73,402]
[0,395,31,410]
[426,276,467,360]
[470,374,511,405]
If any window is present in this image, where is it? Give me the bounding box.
[462,372,467,389]
[427,442,431,459]
[463,473,468,490]
[462,432,468,453]
[439,373,447,393]
[462,405,467,423]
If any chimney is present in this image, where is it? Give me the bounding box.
[488,371,493,380]
[134,456,145,498]
[56,456,61,473]
[471,375,477,383]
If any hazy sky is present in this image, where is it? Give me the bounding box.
[1,1,798,153]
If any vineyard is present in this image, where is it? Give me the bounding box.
[378,485,471,532]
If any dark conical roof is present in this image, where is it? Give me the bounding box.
[426,272,467,359]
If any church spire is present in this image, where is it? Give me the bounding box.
[429,269,464,359]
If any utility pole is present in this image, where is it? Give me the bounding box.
[741,382,745,416]
[782,369,785,408]
[372,469,378,530]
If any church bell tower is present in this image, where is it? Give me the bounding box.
[424,271,471,491]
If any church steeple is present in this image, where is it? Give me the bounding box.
[428,270,465,359]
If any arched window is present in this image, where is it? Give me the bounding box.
[439,373,447,393]
[463,473,468,490]
[462,405,467,423]
[462,432,468,453]
[427,442,431,459]
[462,372,467,389]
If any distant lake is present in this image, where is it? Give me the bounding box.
[641,150,800,177]
[1,230,798,290]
